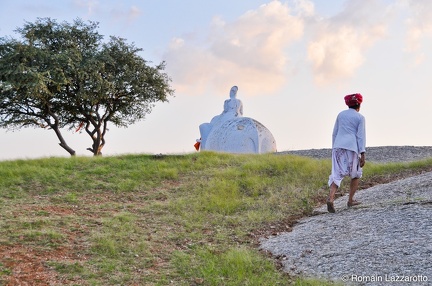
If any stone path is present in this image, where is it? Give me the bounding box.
[280,146,432,163]
[260,153,432,285]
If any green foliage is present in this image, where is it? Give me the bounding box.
[46,261,85,275]
[0,263,12,276]
[363,158,432,177]
[173,246,287,285]
[91,212,140,257]
[172,153,331,230]
[0,17,174,156]
[0,153,430,285]
[17,229,64,247]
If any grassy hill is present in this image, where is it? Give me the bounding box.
[1,152,431,285]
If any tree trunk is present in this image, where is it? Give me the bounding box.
[84,114,108,156]
[52,126,76,156]
[86,130,104,156]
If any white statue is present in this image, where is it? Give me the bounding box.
[195,86,277,154]
[220,85,243,119]
[198,86,242,147]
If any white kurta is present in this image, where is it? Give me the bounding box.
[332,108,366,154]
[329,108,366,187]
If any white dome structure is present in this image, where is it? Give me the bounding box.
[197,86,277,154]
[203,117,277,154]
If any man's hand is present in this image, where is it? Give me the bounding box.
[360,153,366,167]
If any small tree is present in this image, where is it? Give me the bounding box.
[0,18,174,156]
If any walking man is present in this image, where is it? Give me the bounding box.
[327,93,366,213]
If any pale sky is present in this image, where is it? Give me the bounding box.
[1,0,432,160]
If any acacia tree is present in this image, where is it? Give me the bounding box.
[0,18,174,156]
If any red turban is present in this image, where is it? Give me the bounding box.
[344,93,363,107]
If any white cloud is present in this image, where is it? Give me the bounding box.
[404,1,432,64]
[164,1,305,96]
[164,0,411,93]
[306,0,389,84]
[73,0,141,24]
[290,0,315,17]
[73,0,99,16]
[129,6,141,20]
[110,5,141,24]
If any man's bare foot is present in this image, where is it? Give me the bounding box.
[347,200,361,207]
[327,200,336,213]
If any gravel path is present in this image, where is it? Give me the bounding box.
[261,146,432,285]
[279,145,432,163]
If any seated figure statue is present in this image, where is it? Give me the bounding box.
[196,85,277,154]
[199,86,242,146]
[219,85,243,120]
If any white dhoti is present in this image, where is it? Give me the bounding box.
[328,148,362,187]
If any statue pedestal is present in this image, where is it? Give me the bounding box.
[196,86,277,154]
[201,117,276,154]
